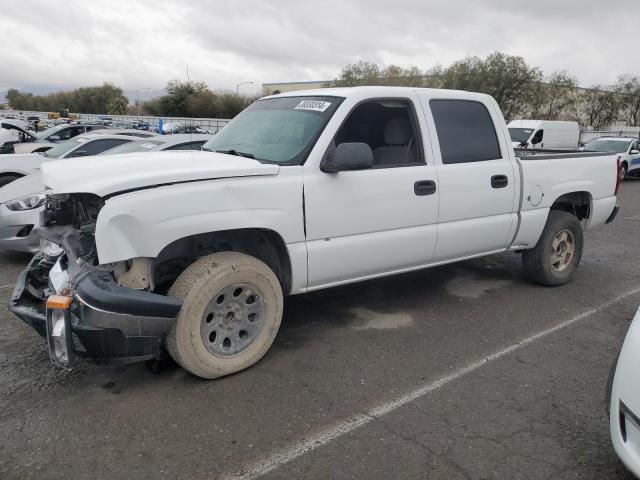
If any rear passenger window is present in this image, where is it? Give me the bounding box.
[430,99,501,164]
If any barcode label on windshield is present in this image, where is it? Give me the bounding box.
[295,100,332,112]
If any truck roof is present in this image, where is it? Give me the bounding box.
[264,85,493,101]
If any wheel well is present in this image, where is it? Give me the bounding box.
[550,191,591,221]
[153,228,293,295]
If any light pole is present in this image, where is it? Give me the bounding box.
[236,81,254,95]
[136,87,152,116]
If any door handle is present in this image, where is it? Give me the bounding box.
[491,175,508,189]
[414,180,437,196]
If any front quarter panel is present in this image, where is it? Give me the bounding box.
[95,167,304,264]
[611,307,640,478]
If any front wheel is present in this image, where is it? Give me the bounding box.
[621,162,628,180]
[522,210,584,286]
[166,251,283,379]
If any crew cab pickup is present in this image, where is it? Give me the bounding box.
[9,87,621,379]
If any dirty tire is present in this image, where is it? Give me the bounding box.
[0,175,21,188]
[166,252,283,379]
[522,210,583,286]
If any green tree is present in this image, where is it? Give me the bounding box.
[527,71,578,120]
[5,83,128,114]
[573,86,620,129]
[614,75,640,126]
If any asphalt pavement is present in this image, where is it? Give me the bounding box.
[1,181,639,480]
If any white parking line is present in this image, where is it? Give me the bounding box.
[0,284,14,290]
[224,286,640,480]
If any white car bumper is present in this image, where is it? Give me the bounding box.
[0,203,42,253]
[610,307,640,477]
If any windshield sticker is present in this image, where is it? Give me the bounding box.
[294,100,332,112]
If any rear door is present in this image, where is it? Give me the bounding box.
[417,94,518,261]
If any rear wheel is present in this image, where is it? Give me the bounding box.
[0,175,21,188]
[522,210,583,286]
[166,251,283,379]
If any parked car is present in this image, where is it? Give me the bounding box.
[0,133,140,187]
[609,307,640,477]
[0,120,36,154]
[165,124,211,135]
[9,87,620,379]
[92,128,157,138]
[582,137,640,178]
[98,133,212,155]
[0,134,211,252]
[508,120,580,150]
[11,124,109,154]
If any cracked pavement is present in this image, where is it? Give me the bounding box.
[1,181,640,479]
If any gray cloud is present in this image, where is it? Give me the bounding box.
[0,0,636,97]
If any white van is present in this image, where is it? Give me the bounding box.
[508,120,579,150]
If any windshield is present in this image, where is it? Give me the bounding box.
[583,139,631,154]
[36,125,64,140]
[509,128,534,143]
[42,137,84,158]
[100,140,164,155]
[202,96,343,164]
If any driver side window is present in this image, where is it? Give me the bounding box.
[333,99,424,168]
[531,129,544,145]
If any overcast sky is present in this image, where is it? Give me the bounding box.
[0,0,636,100]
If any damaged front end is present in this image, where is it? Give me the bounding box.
[9,192,182,368]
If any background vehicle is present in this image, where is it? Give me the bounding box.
[582,137,640,178]
[0,134,210,252]
[10,87,620,380]
[165,124,211,135]
[508,120,580,149]
[0,120,36,154]
[0,133,140,187]
[12,123,109,154]
[609,307,640,478]
[99,133,212,155]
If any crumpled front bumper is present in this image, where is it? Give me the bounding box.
[9,251,183,367]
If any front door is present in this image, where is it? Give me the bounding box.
[304,97,439,289]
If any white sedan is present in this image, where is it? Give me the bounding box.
[583,137,640,178]
[609,307,640,477]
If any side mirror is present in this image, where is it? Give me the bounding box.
[631,150,640,155]
[321,142,374,173]
[49,135,61,141]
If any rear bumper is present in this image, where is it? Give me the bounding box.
[10,253,182,366]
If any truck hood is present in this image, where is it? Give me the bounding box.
[41,150,280,197]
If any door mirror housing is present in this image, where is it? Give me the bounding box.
[321,142,374,173]
[630,149,640,155]
[49,135,61,141]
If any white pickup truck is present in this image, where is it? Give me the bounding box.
[10,87,621,379]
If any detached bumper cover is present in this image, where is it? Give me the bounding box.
[9,253,182,365]
[606,205,620,224]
